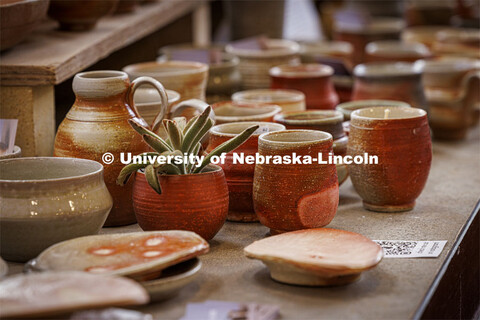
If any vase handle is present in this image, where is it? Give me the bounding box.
[169,99,215,123]
[127,76,169,131]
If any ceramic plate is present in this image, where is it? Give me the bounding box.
[244,228,383,286]
[0,271,149,318]
[29,231,209,281]
[141,258,202,302]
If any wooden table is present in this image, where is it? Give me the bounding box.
[0,0,209,157]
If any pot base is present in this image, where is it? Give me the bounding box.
[363,201,415,213]
[227,211,259,223]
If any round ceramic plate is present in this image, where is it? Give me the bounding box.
[140,258,201,302]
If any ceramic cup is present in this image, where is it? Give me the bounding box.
[365,40,431,63]
[273,110,348,185]
[232,89,306,113]
[336,99,411,121]
[207,122,286,222]
[211,101,282,124]
[134,89,180,128]
[253,130,339,234]
[433,28,480,59]
[347,107,432,212]
[401,26,452,49]
[0,157,112,262]
[352,61,427,111]
[270,64,339,110]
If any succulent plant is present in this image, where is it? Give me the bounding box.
[117,105,259,194]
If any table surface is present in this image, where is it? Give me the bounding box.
[5,127,480,320]
[0,0,202,86]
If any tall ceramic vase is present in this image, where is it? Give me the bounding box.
[54,70,169,226]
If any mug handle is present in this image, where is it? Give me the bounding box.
[127,76,169,131]
[169,99,215,123]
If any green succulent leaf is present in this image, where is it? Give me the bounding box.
[183,115,199,134]
[116,163,147,186]
[167,120,183,150]
[129,119,165,142]
[181,106,211,153]
[157,163,182,175]
[145,164,162,194]
[173,117,187,132]
[143,134,172,153]
[187,118,213,154]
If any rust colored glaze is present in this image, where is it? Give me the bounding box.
[206,122,285,222]
[347,107,432,212]
[132,165,229,240]
[253,130,339,234]
[54,71,168,226]
[270,64,339,110]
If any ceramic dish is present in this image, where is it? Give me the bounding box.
[212,101,282,124]
[0,271,149,318]
[232,89,306,113]
[244,228,383,286]
[29,231,209,281]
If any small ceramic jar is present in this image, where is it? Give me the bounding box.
[133,89,180,128]
[433,28,480,59]
[0,157,112,262]
[352,62,427,111]
[207,122,286,222]
[274,110,348,185]
[253,130,339,234]
[270,64,339,110]
[225,38,300,89]
[232,89,306,113]
[347,107,432,212]
[336,99,411,121]
[211,101,282,124]
[365,41,431,63]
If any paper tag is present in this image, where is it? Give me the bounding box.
[373,240,447,258]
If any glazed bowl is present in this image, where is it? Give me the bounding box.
[0,0,50,51]
[133,89,180,127]
[336,99,411,121]
[232,89,306,113]
[365,40,431,63]
[0,157,112,262]
[212,101,281,124]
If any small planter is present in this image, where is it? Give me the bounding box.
[132,165,229,241]
[232,89,306,113]
[211,101,282,124]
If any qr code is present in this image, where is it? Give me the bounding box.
[375,241,418,256]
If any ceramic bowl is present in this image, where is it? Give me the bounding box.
[0,0,49,51]
[134,88,180,127]
[212,101,282,124]
[232,89,306,113]
[401,26,452,49]
[365,40,431,63]
[336,99,411,121]
[0,157,112,262]
[0,145,21,159]
[244,228,383,286]
[433,28,480,59]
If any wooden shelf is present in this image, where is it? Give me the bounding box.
[0,0,204,86]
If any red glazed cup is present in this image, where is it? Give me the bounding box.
[270,63,339,110]
[207,122,286,222]
[347,106,432,212]
[253,130,339,234]
[132,164,228,240]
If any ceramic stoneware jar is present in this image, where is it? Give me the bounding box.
[347,107,432,212]
[365,41,431,63]
[336,100,411,122]
[423,58,480,139]
[270,64,339,110]
[253,130,339,234]
[132,165,228,240]
[226,38,300,89]
[0,157,112,262]
[211,101,282,124]
[273,110,348,185]
[54,71,169,226]
[207,122,285,222]
[232,89,306,113]
[352,62,427,111]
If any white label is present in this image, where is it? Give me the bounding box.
[373,240,447,258]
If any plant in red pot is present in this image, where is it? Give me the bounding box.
[117,103,258,240]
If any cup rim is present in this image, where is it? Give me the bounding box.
[259,129,332,145]
[274,110,344,125]
[133,89,181,107]
[351,106,427,121]
[75,70,128,81]
[354,61,424,77]
[210,121,286,137]
[212,101,282,122]
[225,38,300,58]
[123,61,209,78]
[336,100,411,114]
[269,63,334,78]
[232,89,305,104]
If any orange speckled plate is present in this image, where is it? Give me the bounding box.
[30,231,209,281]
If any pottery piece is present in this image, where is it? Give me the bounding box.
[225,38,300,89]
[0,0,49,51]
[133,165,228,240]
[405,0,455,26]
[0,145,21,159]
[114,0,138,13]
[352,62,427,110]
[30,231,208,281]
[433,28,480,59]
[270,64,339,110]
[273,110,348,185]
[211,101,282,124]
[423,58,480,139]
[0,258,7,278]
[141,258,201,302]
[333,17,405,65]
[207,122,286,222]
[244,228,383,286]
[365,41,431,63]
[0,271,149,318]
[253,130,339,234]
[0,157,112,262]
[54,71,168,227]
[232,89,306,113]
[347,107,432,212]
[336,99,411,121]
[134,88,180,127]
[299,41,354,103]
[401,26,452,49]
[48,0,118,31]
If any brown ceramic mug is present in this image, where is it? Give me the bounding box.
[347,106,432,212]
[253,130,339,234]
